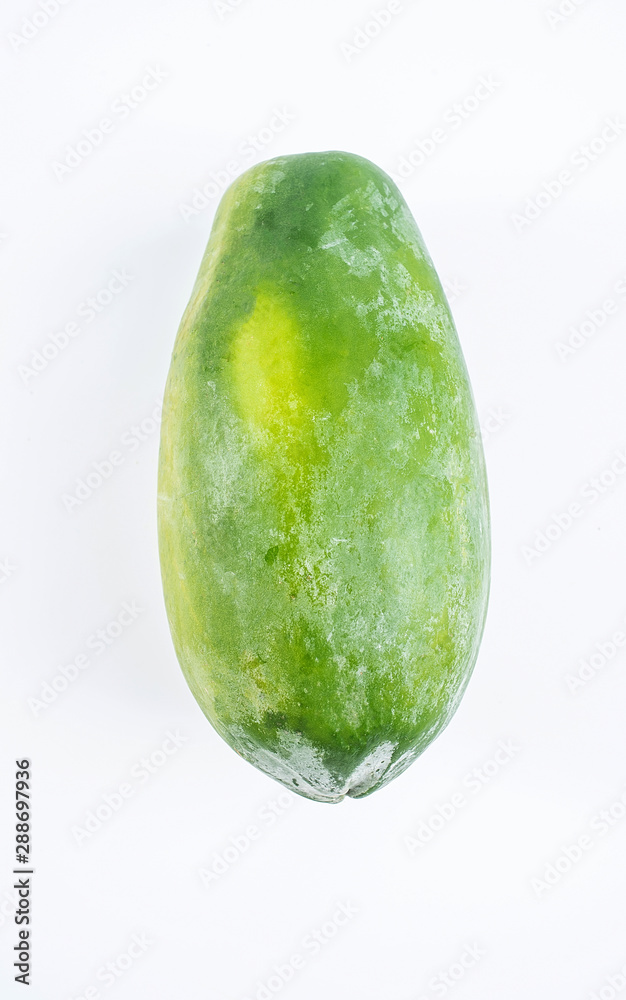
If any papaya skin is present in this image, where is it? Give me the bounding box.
[158,151,490,803]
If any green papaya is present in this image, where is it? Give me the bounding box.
[158,151,490,803]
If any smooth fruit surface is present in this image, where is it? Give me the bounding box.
[158,151,490,802]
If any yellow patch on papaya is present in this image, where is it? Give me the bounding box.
[230,290,309,436]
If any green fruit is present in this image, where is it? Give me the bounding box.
[158,151,490,803]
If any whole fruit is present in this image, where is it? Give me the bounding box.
[158,151,490,802]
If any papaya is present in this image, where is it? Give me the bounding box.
[157,151,490,803]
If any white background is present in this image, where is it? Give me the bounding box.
[2,1,626,998]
